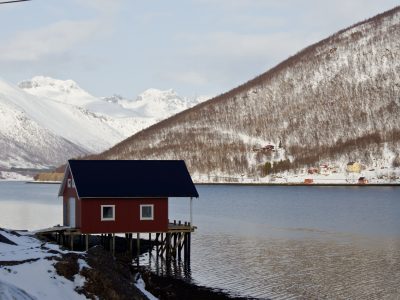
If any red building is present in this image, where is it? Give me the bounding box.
[58,160,199,234]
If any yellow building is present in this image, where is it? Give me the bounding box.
[346,162,361,173]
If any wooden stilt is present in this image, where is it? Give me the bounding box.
[136,233,140,254]
[166,233,171,260]
[70,234,74,251]
[128,233,132,254]
[85,234,89,251]
[112,233,115,256]
[155,233,159,257]
[178,233,183,261]
[184,233,188,261]
[173,233,178,259]
[136,233,140,266]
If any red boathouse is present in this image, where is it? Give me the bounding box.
[58,160,199,234]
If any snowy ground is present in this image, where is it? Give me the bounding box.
[0,229,157,300]
[0,171,32,181]
[0,229,87,300]
[192,167,400,184]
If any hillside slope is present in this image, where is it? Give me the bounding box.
[93,6,400,182]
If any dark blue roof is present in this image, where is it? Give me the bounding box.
[67,160,199,198]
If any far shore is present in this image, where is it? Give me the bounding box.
[25,180,400,187]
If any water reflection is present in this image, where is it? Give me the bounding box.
[140,252,192,280]
[140,233,400,299]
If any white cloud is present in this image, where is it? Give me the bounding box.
[178,31,317,62]
[73,0,122,16]
[0,20,99,62]
[165,71,208,86]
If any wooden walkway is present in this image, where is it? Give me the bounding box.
[168,221,196,232]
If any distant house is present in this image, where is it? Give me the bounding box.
[58,160,198,234]
[308,167,319,174]
[358,177,368,184]
[304,178,314,184]
[262,145,275,151]
[346,162,361,173]
[319,164,329,175]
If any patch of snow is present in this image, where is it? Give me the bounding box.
[134,274,158,300]
[0,280,36,300]
[0,172,32,181]
[0,229,86,300]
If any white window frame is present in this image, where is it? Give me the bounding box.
[71,179,75,188]
[67,178,72,188]
[101,205,115,221]
[140,204,154,220]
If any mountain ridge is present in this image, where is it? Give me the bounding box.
[90,6,400,183]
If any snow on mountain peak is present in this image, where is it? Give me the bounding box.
[136,88,179,102]
[116,88,190,119]
[19,76,79,90]
[18,76,97,106]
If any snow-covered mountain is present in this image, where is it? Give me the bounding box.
[0,89,87,170]
[0,76,207,171]
[92,6,400,183]
[18,76,97,107]
[118,88,200,119]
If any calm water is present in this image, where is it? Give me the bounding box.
[1,182,400,299]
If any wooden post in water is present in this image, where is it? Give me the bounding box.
[85,234,89,251]
[173,233,178,259]
[136,233,140,266]
[178,233,183,261]
[166,233,171,260]
[137,233,140,252]
[70,234,74,251]
[128,233,133,254]
[112,233,115,256]
[155,233,159,258]
[184,232,188,261]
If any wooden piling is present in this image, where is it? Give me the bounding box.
[166,233,171,260]
[70,234,74,251]
[112,233,115,256]
[85,234,89,251]
[128,233,133,254]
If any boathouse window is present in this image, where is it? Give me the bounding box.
[140,204,154,220]
[101,205,115,221]
[67,178,72,188]
[71,179,75,188]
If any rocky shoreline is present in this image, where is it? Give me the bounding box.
[0,228,250,300]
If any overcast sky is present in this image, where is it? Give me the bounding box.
[0,0,398,98]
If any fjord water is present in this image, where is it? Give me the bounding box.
[1,182,399,299]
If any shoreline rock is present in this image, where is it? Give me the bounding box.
[1,228,249,300]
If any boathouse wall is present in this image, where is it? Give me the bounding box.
[80,198,168,234]
[62,173,81,228]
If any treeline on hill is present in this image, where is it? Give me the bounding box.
[89,6,400,179]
